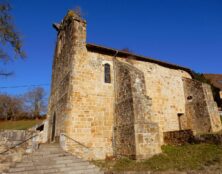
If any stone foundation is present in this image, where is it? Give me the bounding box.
[163,130,194,145]
[182,78,222,134]
[194,133,222,145]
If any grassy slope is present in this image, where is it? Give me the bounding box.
[94,144,222,172]
[0,120,43,130]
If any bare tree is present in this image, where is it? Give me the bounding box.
[0,93,24,120]
[0,1,26,76]
[0,94,10,120]
[0,88,47,120]
[23,87,47,118]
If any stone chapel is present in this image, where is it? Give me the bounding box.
[46,11,222,160]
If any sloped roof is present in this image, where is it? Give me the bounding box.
[86,43,193,76]
[204,74,222,90]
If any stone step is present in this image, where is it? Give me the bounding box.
[9,164,99,172]
[7,170,103,174]
[30,150,64,155]
[23,153,75,160]
[9,166,36,172]
[15,162,35,168]
[13,161,94,169]
[14,160,91,169]
[37,148,63,152]
[9,166,100,173]
[23,155,80,162]
[66,168,103,174]
[5,143,104,174]
[39,145,60,148]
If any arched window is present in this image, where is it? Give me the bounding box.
[104,63,111,83]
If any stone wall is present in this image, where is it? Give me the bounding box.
[182,78,222,134]
[0,130,40,172]
[114,60,161,159]
[48,12,115,160]
[114,60,136,158]
[0,130,41,153]
[29,120,49,144]
[203,84,222,132]
[62,51,115,160]
[119,58,192,145]
[0,130,34,148]
[163,130,194,145]
[164,130,222,146]
[47,13,87,142]
[195,133,222,145]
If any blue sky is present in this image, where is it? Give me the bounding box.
[0,0,222,96]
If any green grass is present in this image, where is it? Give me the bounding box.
[94,144,222,172]
[0,120,44,130]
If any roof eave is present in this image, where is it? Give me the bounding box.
[86,43,193,77]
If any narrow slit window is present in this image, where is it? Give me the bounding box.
[104,63,111,83]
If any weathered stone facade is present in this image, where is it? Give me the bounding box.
[46,11,222,160]
[114,60,161,159]
[182,78,222,133]
[163,129,194,145]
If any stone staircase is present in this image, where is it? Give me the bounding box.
[3,143,104,174]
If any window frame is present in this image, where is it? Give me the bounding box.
[104,63,111,83]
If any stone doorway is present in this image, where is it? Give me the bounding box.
[178,113,186,130]
[51,113,56,142]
